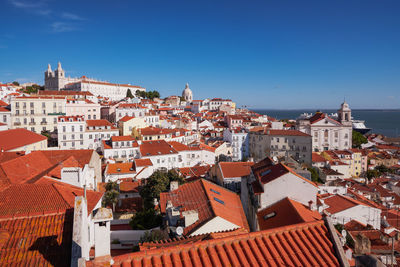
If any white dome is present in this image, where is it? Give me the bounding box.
[182,83,193,102]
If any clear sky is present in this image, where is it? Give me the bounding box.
[1,0,399,109]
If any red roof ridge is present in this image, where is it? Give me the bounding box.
[108,220,331,266]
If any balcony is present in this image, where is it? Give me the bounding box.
[48,112,66,116]
[13,122,21,126]
[29,122,36,125]
[40,121,48,125]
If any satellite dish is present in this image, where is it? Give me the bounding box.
[341,230,347,238]
[273,156,278,162]
[176,226,183,236]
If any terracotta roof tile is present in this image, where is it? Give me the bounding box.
[159,179,249,235]
[0,129,47,151]
[95,220,340,267]
[323,194,370,214]
[106,162,136,175]
[134,158,153,167]
[219,162,254,178]
[257,197,321,230]
[139,140,178,156]
[0,212,73,267]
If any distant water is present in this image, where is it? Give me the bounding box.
[252,109,400,137]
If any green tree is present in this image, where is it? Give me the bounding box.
[352,131,367,148]
[12,81,19,86]
[135,90,147,98]
[366,169,379,180]
[139,229,168,243]
[103,180,120,211]
[140,169,185,209]
[126,89,134,99]
[105,181,118,191]
[307,167,321,183]
[129,209,162,230]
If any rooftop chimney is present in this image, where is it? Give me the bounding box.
[182,210,199,227]
[170,181,179,191]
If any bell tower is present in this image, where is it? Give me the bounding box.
[338,101,352,126]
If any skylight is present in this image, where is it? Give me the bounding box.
[261,169,271,176]
[214,197,224,205]
[210,188,220,195]
[263,212,276,220]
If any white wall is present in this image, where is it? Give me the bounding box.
[259,172,317,209]
[330,205,381,230]
[190,216,239,236]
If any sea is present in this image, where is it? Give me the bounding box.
[252,109,400,138]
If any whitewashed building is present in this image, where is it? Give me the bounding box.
[296,102,353,152]
[57,116,86,149]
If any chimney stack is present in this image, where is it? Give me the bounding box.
[170,181,179,191]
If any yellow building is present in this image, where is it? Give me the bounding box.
[117,116,146,136]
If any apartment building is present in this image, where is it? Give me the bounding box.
[57,115,86,149]
[249,129,312,164]
[10,96,66,133]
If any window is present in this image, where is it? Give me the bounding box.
[30,102,34,108]
[80,134,83,139]
[30,110,34,115]
[2,115,6,122]
[89,134,92,139]
[15,110,19,115]
[54,118,57,124]
[72,134,75,139]
[23,118,27,125]
[42,110,46,115]
[63,135,66,140]
[31,127,35,132]
[42,102,45,108]
[72,126,75,132]
[93,115,96,119]
[63,126,66,132]
[88,115,91,119]
[15,103,19,108]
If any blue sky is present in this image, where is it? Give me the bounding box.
[1,0,399,109]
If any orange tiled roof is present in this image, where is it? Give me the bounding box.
[179,165,212,178]
[0,182,102,218]
[96,220,340,267]
[0,212,73,266]
[134,158,153,167]
[140,140,177,156]
[106,162,136,174]
[257,197,321,230]
[86,119,113,127]
[159,179,249,235]
[219,161,254,178]
[0,129,47,151]
[0,151,54,185]
[323,194,370,214]
[111,135,135,142]
[119,115,135,122]
[312,152,327,162]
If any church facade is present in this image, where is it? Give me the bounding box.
[296,102,353,152]
[44,62,145,101]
